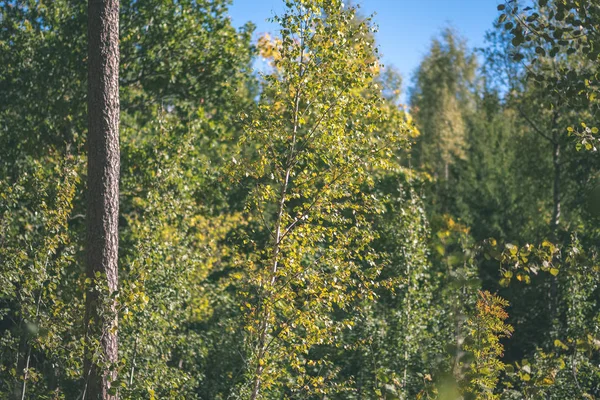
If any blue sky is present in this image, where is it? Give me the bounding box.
[228,0,502,101]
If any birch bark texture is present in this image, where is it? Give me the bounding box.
[85,0,120,398]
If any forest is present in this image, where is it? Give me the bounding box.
[0,0,599,399]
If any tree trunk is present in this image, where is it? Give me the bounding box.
[551,138,561,236]
[548,113,560,319]
[85,0,120,398]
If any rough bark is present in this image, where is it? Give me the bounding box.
[85,0,120,398]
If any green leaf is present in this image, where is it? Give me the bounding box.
[554,339,568,349]
[512,37,522,47]
[506,243,518,255]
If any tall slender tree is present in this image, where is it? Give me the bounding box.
[410,28,478,184]
[85,0,120,398]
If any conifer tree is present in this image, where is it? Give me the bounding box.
[85,0,120,398]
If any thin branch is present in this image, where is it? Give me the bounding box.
[277,170,344,245]
[254,183,275,240]
[291,84,351,163]
[129,337,138,386]
[517,106,555,143]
